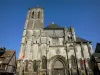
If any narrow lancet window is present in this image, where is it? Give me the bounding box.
[32,12,34,18]
[71,55,76,69]
[33,60,38,72]
[42,56,47,69]
[38,11,40,18]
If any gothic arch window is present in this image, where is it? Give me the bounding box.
[38,11,40,18]
[23,60,28,72]
[37,60,41,69]
[42,56,47,69]
[32,11,34,18]
[71,55,76,69]
[28,60,33,72]
[33,60,38,72]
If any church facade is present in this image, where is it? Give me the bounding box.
[17,6,94,75]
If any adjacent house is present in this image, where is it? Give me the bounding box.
[0,47,16,75]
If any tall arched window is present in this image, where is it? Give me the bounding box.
[24,60,28,72]
[71,55,76,69]
[38,11,40,18]
[28,60,33,72]
[33,60,38,72]
[42,56,47,69]
[32,11,34,18]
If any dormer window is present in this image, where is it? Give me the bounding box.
[38,11,40,18]
[32,12,34,18]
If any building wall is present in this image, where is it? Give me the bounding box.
[6,53,16,73]
[17,6,94,75]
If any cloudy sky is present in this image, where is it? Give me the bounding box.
[0,0,100,58]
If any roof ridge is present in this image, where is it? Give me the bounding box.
[45,23,63,29]
[76,36,91,42]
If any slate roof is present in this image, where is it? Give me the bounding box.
[44,23,64,29]
[76,37,91,43]
[95,43,100,53]
[44,23,90,43]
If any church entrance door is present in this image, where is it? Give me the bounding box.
[53,61,65,75]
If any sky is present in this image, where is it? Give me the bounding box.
[0,0,100,58]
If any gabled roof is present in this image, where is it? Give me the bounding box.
[95,43,100,53]
[76,37,91,43]
[0,50,15,64]
[44,23,91,43]
[0,49,16,73]
[44,23,64,29]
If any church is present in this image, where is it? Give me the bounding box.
[17,6,94,75]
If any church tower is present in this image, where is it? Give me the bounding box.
[25,6,44,29]
[19,6,44,60]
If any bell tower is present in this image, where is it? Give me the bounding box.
[25,6,44,29]
[19,6,44,60]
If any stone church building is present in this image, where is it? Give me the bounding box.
[17,6,94,75]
